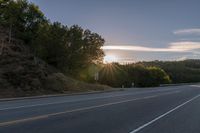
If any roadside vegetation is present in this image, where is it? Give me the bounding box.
[0,0,199,98]
[0,0,104,78]
[98,63,171,87]
[97,60,200,88]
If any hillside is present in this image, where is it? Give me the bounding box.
[0,28,110,98]
[138,60,200,83]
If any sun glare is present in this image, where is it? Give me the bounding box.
[103,55,118,63]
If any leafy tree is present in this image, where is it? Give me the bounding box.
[99,64,171,87]
[146,67,171,86]
[99,63,128,87]
[0,0,45,43]
[32,22,68,70]
[65,25,105,76]
[0,0,19,42]
[32,24,105,77]
[138,59,200,84]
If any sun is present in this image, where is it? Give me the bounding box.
[103,55,118,63]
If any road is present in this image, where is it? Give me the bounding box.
[0,85,200,133]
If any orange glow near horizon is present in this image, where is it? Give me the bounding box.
[103,55,118,63]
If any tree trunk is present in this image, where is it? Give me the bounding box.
[0,40,4,55]
[9,23,12,43]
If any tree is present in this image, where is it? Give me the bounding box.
[1,0,105,80]
[0,0,19,42]
[65,25,105,76]
[137,60,200,84]
[98,63,171,88]
[32,22,68,70]
[147,67,171,86]
[0,0,45,43]
[32,24,105,77]
[99,63,128,87]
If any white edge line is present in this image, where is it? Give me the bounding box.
[129,94,200,133]
[190,85,200,88]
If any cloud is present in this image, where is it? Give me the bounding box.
[174,28,200,35]
[102,45,170,52]
[102,41,200,53]
[169,42,200,51]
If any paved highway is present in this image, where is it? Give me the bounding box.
[0,85,200,133]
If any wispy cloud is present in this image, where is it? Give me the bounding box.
[102,45,172,52]
[102,41,200,53]
[174,28,200,35]
[169,42,200,51]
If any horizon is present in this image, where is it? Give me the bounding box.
[29,0,200,62]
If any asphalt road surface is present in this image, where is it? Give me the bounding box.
[0,85,200,133]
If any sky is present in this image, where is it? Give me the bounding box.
[29,0,200,62]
